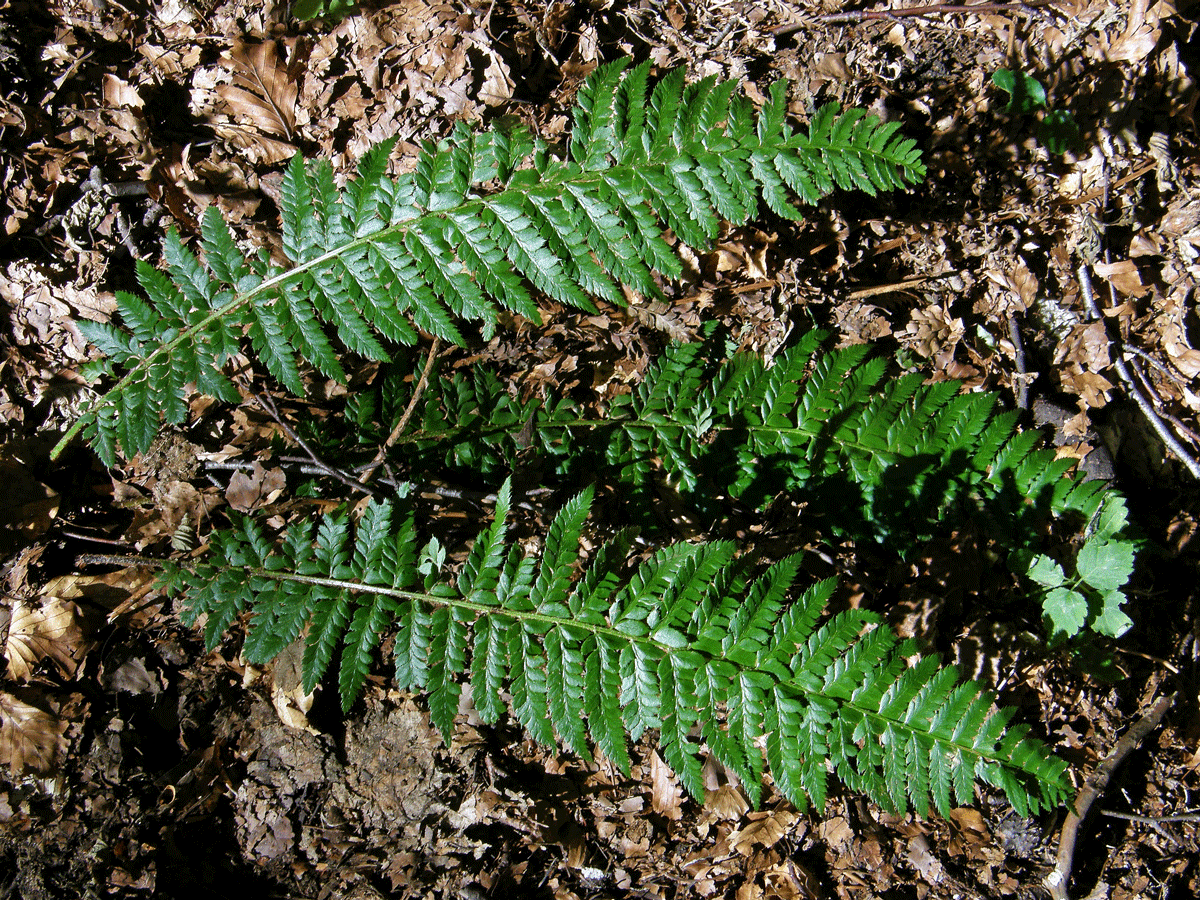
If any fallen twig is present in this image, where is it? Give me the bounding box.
[358,337,443,487]
[249,387,379,497]
[1046,692,1177,900]
[1009,312,1029,410]
[773,0,1056,34]
[1076,264,1200,479]
[1101,809,1200,824]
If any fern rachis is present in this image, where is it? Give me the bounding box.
[166,479,1072,818]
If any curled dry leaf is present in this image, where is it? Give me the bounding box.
[0,690,67,775]
[731,808,798,856]
[219,40,300,140]
[1092,259,1150,299]
[902,304,965,369]
[647,751,684,821]
[226,461,287,513]
[1093,0,1163,64]
[984,257,1038,312]
[0,451,60,554]
[4,597,89,681]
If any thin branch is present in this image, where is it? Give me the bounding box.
[358,338,442,487]
[1127,358,1200,447]
[249,387,379,497]
[1101,809,1200,824]
[1009,312,1029,410]
[773,0,1056,33]
[1076,264,1200,479]
[1046,692,1176,900]
[76,553,163,568]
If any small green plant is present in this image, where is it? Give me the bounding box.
[291,0,358,22]
[1015,501,1136,641]
[992,67,1081,155]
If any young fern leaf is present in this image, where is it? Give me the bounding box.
[162,480,1072,819]
[55,59,925,466]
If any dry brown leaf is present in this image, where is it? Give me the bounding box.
[905,833,944,884]
[731,808,797,856]
[269,640,317,734]
[1061,321,1114,372]
[1092,259,1150,298]
[648,751,685,820]
[984,257,1038,311]
[1064,370,1115,408]
[816,814,854,851]
[704,783,750,821]
[902,304,965,369]
[226,461,287,512]
[4,597,88,681]
[209,124,298,167]
[41,566,156,622]
[0,690,67,775]
[947,806,991,858]
[1095,0,1163,63]
[0,455,59,554]
[100,656,164,695]
[1161,318,1200,379]
[218,40,301,142]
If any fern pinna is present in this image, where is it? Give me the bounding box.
[348,333,1139,640]
[163,479,1071,818]
[51,58,924,466]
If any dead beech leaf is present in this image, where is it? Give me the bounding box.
[903,304,965,369]
[1064,370,1115,409]
[1092,259,1150,298]
[218,40,300,141]
[1097,0,1162,63]
[704,783,750,821]
[648,751,685,820]
[1161,319,1200,379]
[5,597,89,681]
[270,640,317,734]
[0,690,67,774]
[226,461,286,512]
[101,656,163,695]
[209,124,297,167]
[1060,321,1114,372]
[731,808,797,855]
[817,814,854,850]
[985,257,1038,311]
[0,455,60,554]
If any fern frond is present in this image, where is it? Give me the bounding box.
[372,330,1139,639]
[58,59,925,466]
[164,480,1072,818]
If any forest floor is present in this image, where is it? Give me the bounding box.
[2,0,1200,898]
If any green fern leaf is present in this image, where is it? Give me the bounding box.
[57,59,924,466]
[166,479,1073,819]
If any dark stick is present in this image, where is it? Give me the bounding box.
[358,337,443,488]
[773,0,1057,34]
[250,388,379,496]
[1046,692,1176,900]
